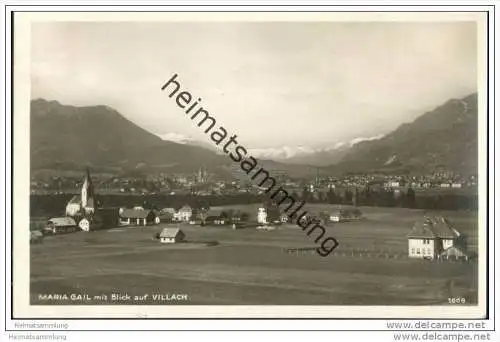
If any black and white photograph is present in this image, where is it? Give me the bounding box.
[10,9,490,321]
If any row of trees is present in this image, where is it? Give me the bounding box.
[297,186,476,210]
[30,187,477,219]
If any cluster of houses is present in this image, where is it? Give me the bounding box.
[38,169,470,259]
[118,205,194,226]
[117,205,250,227]
[118,204,365,230]
[256,206,363,225]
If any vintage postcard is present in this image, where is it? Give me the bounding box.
[11,10,489,319]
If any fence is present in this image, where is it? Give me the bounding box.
[282,247,475,262]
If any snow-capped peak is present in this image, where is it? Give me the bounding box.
[348,134,384,147]
[156,133,195,144]
[156,132,385,161]
[248,135,385,160]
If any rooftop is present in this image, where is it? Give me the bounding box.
[120,209,153,219]
[159,228,183,238]
[407,216,460,239]
[48,217,77,226]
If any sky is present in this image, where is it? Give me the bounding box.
[31,21,478,150]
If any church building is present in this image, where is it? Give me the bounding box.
[65,167,97,222]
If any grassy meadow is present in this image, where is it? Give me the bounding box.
[30,205,479,306]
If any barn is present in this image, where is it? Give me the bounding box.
[119,209,158,226]
[329,208,363,222]
[44,217,78,235]
[159,228,186,244]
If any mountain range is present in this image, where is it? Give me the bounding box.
[329,93,478,175]
[30,93,478,177]
[155,132,384,166]
[30,99,317,178]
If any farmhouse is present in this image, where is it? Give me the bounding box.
[157,207,176,223]
[159,228,186,244]
[174,205,192,222]
[257,204,281,224]
[119,208,158,226]
[329,208,363,222]
[203,209,227,225]
[407,216,464,259]
[205,215,227,225]
[44,217,78,235]
[257,207,267,224]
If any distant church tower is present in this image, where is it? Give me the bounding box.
[197,165,207,183]
[81,167,95,214]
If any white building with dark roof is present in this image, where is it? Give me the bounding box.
[159,228,185,244]
[407,216,462,259]
[257,207,267,224]
[174,205,192,222]
[65,195,81,216]
[119,208,158,226]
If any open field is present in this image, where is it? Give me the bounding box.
[30,205,478,306]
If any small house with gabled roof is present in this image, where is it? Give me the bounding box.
[119,208,157,226]
[44,217,78,235]
[159,228,185,244]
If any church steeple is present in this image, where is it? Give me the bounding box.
[81,167,95,212]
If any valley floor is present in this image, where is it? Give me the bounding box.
[30,206,479,307]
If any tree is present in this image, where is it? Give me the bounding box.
[225,209,235,220]
[199,208,208,224]
[343,189,353,205]
[405,187,416,208]
[352,188,359,207]
[318,191,327,203]
[240,212,250,222]
[301,186,311,202]
[327,187,337,204]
